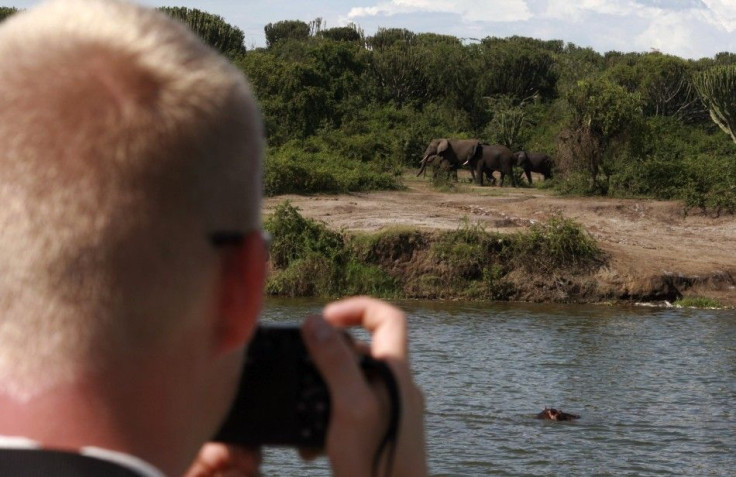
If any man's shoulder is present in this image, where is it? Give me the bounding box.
[0,448,159,476]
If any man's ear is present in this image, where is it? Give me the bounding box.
[215,230,267,354]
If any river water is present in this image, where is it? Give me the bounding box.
[257,298,736,476]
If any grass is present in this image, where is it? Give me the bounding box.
[263,202,605,301]
[673,297,725,309]
[264,202,398,298]
[507,213,603,273]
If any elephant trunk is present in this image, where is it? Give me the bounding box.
[417,154,430,177]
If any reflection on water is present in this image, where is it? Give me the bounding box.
[259,298,736,476]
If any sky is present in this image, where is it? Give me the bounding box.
[8,0,736,59]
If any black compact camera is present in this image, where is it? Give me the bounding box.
[213,324,397,448]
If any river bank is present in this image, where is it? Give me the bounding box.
[264,174,736,307]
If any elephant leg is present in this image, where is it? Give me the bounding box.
[491,172,498,186]
[525,169,532,184]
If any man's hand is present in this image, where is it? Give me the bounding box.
[183,443,260,477]
[302,296,428,477]
[186,296,427,477]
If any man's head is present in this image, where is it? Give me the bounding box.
[0,0,264,400]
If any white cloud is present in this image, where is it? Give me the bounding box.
[544,0,643,21]
[347,0,531,23]
[635,11,703,56]
[339,0,732,58]
[701,0,736,32]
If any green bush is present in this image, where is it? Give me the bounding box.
[264,135,403,196]
[264,202,399,298]
[601,116,736,211]
[431,218,491,279]
[263,204,606,301]
[266,255,335,296]
[674,297,724,308]
[682,153,736,216]
[507,214,603,272]
[342,260,399,297]
[428,219,515,299]
[264,202,346,269]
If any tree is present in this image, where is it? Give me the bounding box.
[236,51,330,144]
[477,36,558,101]
[693,65,736,143]
[420,40,479,115]
[559,79,643,192]
[484,95,535,148]
[605,53,705,123]
[158,7,245,58]
[319,25,363,44]
[556,43,604,93]
[369,43,429,107]
[0,7,18,22]
[367,28,416,51]
[264,20,310,48]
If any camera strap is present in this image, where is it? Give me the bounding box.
[361,357,401,477]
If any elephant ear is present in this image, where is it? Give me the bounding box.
[470,141,481,158]
[437,139,449,154]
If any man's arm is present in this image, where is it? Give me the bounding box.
[303,296,427,477]
[185,296,428,477]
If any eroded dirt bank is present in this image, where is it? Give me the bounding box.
[264,176,736,306]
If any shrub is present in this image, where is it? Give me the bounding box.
[264,204,604,301]
[674,297,724,309]
[507,214,603,272]
[342,261,399,297]
[264,135,403,196]
[264,202,346,269]
[682,153,736,216]
[428,219,515,299]
[264,202,400,298]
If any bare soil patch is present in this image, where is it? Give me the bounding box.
[265,174,736,306]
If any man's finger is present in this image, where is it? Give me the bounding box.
[322,296,407,361]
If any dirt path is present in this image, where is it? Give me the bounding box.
[265,175,736,305]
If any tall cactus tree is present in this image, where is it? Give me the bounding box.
[693,65,736,143]
[158,7,245,59]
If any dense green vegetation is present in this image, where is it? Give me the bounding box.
[674,296,724,309]
[0,6,16,21]
[265,202,603,300]
[240,17,735,212]
[264,202,399,297]
[2,7,734,213]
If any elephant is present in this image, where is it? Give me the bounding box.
[514,151,554,184]
[464,144,516,187]
[416,154,456,180]
[536,408,580,421]
[417,138,481,181]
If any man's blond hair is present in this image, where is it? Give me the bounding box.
[0,0,263,398]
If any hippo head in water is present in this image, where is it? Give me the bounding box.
[537,407,580,421]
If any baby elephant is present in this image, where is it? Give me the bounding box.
[536,407,580,421]
[514,151,553,184]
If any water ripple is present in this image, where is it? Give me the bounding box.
[258,300,736,476]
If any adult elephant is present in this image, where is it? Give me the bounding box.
[464,144,516,187]
[514,151,554,184]
[417,138,481,181]
[416,154,456,179]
